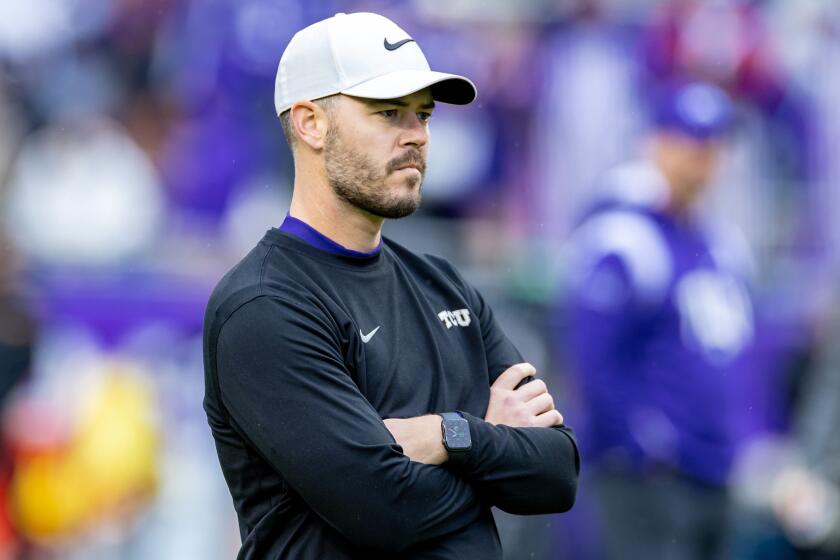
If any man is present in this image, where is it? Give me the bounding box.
[564,82,755,560]
[203,12,579,559]
[767,295,840,556]
[0,236,32,405]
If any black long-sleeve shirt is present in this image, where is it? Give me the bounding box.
[203,228,579,559]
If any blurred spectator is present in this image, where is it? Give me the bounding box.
[4,119,164,267]
[771,298,840,557]
[729,295,840,559]
[728,289,840,560]
[563,82,755,559]
[532,3,643,245]
[643,0,817,267]
[5,359,160,557]
[0,237,34,559]
[771,0,840,269]
[0,237,33,407]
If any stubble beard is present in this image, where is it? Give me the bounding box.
[324,126,425,220]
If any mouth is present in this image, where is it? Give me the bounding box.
[388,151,425,175]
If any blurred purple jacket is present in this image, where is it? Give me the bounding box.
[564,160,756,485]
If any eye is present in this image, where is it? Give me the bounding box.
[418,112,432,123]
[379,109,398,119]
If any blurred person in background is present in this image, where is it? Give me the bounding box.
[0,237,33,411]
[642,0,817,270]
[0,235,34,558]
[564,81,755,560]
[203,12,579,560]
[762,296,840,559]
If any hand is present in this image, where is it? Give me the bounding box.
[383,415,447,465]
[771,467,839,545]
[485,363,563,428]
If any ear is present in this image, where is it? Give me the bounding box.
[290,101,330,151]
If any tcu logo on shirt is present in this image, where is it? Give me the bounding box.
[438,309,471,329]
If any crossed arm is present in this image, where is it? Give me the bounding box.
[216,296,578,552]
[385,362,578,515]
[384,362,563,464]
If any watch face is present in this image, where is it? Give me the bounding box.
[444,418,470,451]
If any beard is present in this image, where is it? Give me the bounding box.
[324,126,425,219]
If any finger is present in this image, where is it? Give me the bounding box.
[526,392,554,416]
[516,378,548,400]
[491,363,537,391]
[533,409,564,428]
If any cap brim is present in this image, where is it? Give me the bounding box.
[341,69,477,105]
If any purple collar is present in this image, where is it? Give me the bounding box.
[279,214,382,258]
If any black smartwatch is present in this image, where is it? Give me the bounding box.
[439,412,471,467]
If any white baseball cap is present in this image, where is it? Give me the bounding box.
[274,12,477,115]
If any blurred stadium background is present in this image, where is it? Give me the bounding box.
[1,0,839,558]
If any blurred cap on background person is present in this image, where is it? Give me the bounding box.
[652,81,734,141]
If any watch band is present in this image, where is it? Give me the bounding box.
[439,411,464,424]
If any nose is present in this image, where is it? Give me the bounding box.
[399,114,429,149]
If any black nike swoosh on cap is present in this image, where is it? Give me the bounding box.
[384,38,415,51]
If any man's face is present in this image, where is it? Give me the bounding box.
[653,132,723,207]
[323,90,434,219]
